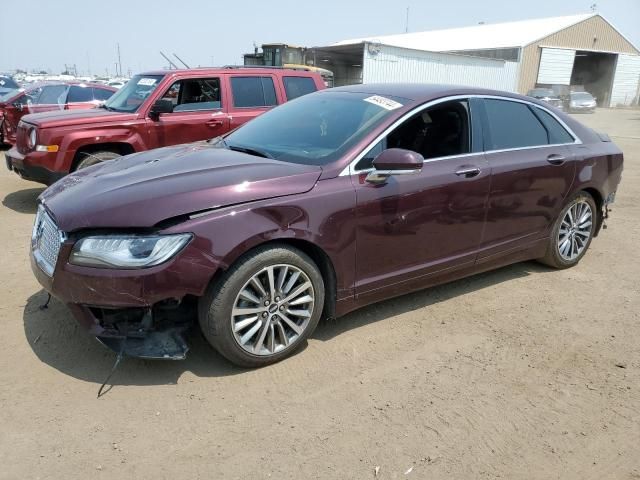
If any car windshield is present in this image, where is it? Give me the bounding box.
[103,74,164,112]
[223,91,406,165]
[0,76,19,90]
[572,92,594,101]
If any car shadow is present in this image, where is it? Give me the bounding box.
[23,261,552,389]
[3,187,44,214]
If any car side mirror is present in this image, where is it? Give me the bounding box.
[13,102,23,111]
[149,99,174,118]
[366,148,423,184]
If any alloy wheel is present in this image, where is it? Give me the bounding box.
[231,264,315,356]
[557,200,593,261]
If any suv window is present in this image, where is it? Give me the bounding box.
[230,76,277,108]
[37,85,68,105]
[532,107,574,144]
[93,87,114,102]
[484,99,548,150]
[283,76,317,100]
[67,85,93,103]
[161,78,222,112]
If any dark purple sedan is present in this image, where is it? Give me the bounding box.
[31,84,623,367]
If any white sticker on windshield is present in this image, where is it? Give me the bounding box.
[363,95,403,111]
[137,78,157,86]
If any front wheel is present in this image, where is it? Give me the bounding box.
[198,245,325,367]
[539,192,597,269]
[75,150,121,170]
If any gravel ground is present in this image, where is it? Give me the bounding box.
[0,109,638,479]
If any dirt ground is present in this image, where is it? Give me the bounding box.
[0,109,639,480]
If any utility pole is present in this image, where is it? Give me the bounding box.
[117,43,122,77]
[405,6,409,33]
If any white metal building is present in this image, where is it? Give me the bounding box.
[316,13,640,107]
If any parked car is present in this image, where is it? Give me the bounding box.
[1,82,116,145]
[526,88,564,110]
[107,80,128,89]
[5,68,325,185]
[568,91,597,113]
[30,84,623,367]
[0,75,20,96]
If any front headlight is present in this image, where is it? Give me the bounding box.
[27,127,37,149]
[69,233,192,268]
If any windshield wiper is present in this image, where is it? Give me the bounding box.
[208,136,228,147]
[99,104,116,112]
[227,144,274,159]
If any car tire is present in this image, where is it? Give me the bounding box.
[75,150,121,170]
[539,191,597,269]
[198,244,325,367]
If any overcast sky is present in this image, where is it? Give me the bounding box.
[1,0,638,76]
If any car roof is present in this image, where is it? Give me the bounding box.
[328,83,536,104]
[138,67,320,76]
[21,81,116,90]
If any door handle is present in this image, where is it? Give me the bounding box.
[546,154,566,165]
[455,166,481,178]
[206,119,224,127]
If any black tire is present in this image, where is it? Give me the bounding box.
[198,244,325,367]
[75,150,121,170]
[539,191,597,269]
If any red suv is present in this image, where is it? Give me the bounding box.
[0,82,116,145]
[6,68,325,185]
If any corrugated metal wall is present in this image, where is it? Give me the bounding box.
[537,48,576,84]
[363,44,519,92]
[610,54,640,106]
[518,15,639,93]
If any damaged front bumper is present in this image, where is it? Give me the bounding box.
[30,239,217,360]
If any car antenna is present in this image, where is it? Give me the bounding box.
[173,53,191,69]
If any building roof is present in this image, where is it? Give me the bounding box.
[334,13,597,52]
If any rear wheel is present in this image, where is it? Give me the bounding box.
[198,245,325,367]
[75,150,121,170]
[539,192,597,269]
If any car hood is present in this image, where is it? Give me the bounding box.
[40,142,322,231]
[21,108,136,128]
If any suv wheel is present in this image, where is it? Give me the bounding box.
[199,245,324,367]
[75,150,121,170]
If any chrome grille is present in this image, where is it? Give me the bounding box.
[32,206,65,276]
[16,123,28,154]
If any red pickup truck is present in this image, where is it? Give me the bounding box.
[6,67,325,185]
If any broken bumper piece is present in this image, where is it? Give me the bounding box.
[97,328,189,360]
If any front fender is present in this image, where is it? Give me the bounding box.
[48,126,147,171]
[163,176,357,301]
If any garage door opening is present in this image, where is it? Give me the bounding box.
[308,44,364,87]
[570,51,617,107]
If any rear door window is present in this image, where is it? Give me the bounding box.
[67,85,94,103]
[283,76,317,100]
[483,99,548,150]
[230,76,277,108]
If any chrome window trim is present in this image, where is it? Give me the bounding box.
[339,94,582,177]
